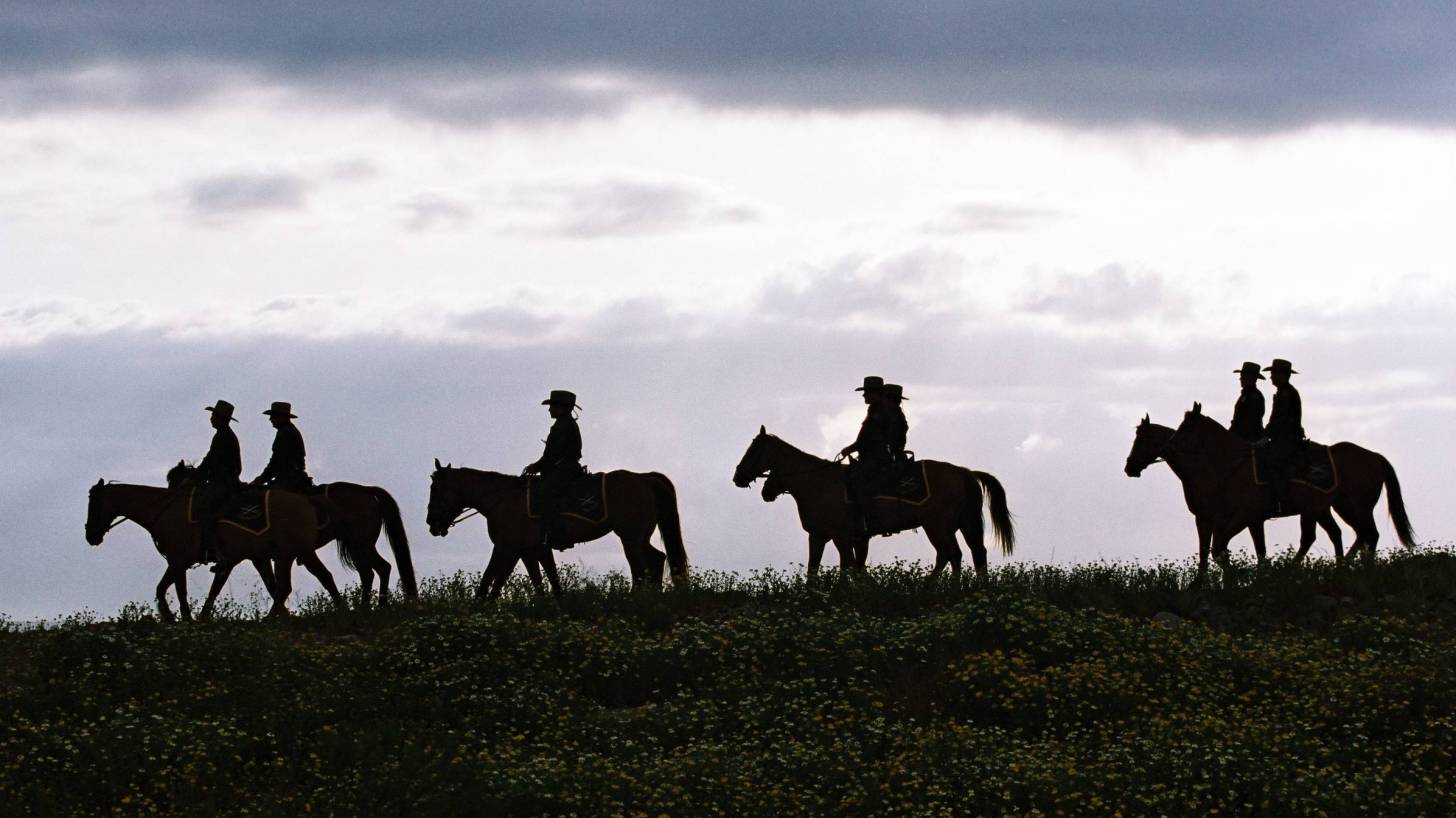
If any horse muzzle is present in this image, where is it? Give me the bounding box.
[85,528,104,546]
[1124,459,1144,478]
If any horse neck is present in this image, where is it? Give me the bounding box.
[107,484,176,532]
[1168,423,1245,487]
[454,468,522,513]
[764,437,837,491]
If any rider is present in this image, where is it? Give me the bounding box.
[839,376,891,537]
[1230,361,1266,444]
[882,383,909,462]
[523,390,584,550]
[195,399,243,565]
[1259,358,1305,514]
[251,401,313,493]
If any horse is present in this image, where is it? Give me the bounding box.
[167,463,417,608]
[426,460,688,599]
[1125,403,1415,580]
[733,426,1014,581]
[1124,414,1346,578]
[85,478,346,621]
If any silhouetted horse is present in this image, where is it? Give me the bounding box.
[1124,414,1345,578]
[85,479,345,620]
[733,426,1014,580]
[167,463,416,607]
[1125,404,1415,580]
[426,460,687,599]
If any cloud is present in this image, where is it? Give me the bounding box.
[400,193,473,232]
[491,175,758,237]
[923,203,1061,235]
[183,171,309,220]
[3,4,1454,131]
[1021,264,1185,324]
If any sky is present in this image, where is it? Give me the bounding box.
[4,2,1456,620]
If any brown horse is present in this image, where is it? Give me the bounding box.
[426,460,688,598]
[1124,415,1345,577]
[1125,404,1415,580]
[732,426,1014,580]
[85,479,346,620]
[167,463,417,608]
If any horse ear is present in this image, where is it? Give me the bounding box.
[1140,413,1149,426]
[1193,402,1202,415]
[434,457,442,470]
[94,478,104,488]
[759,424,766,435]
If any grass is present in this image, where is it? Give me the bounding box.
[3,546,1456,816]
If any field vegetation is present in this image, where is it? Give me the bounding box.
[4,548,1456,816]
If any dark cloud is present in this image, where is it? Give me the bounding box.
[494,177,758,237]
[183,171,309,219]
[2,3,1453,131]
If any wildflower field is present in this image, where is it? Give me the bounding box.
[4,550,1456,817]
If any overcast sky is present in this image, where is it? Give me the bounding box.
[4,3,1455,620]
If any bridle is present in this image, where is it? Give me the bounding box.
[90,482,181,538]
[430,474,515,532]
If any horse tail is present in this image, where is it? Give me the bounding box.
[647,472,689,579]
[965,469,1015,557]
[1379,455,1417,550]
[372,486,418,597]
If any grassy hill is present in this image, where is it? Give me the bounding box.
[4,550,1456,817]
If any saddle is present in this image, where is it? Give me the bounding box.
[187,487,273,535]
[1253,441,1337,494]
[526,473,608,524]
[868,459,932,505]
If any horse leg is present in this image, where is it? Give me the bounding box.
[1318,511,1345,566]
[1248,520,1269,568]
[924,528,960,584]
[199,559,239,621]
[521,550,547,596]
[960,522,989,581]
[268,558,296,618]
[1194,517,1212,587]
[1211,526,1239,587]
[807,534,828,579]
[299,551,348,611]
[174,563,194,622]
[1292,515,1317,564]
[251,558,278,599]
[540,548,563,598]
[374,552,393,607]
[155,563,179,623]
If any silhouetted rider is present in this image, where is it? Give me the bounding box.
[1230,361,1266,443]
[251,401,312,493]
[195,399,242,564]
[1259,358,1304,514]
[839,376,891,537]
[523,390,583,549]
[882,383,909,461]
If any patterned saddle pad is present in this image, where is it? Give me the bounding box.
[871,460,931,505]
[1253,442,1337,494]
[527,473,608,524]
[187,488,273,535]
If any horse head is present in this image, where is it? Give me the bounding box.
[1124,413,1173,477]
[733,425,771,487]
[85,478,112,546]
[426,458,461,537]
[165,460,197,488]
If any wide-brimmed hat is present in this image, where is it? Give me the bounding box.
[262,401,298,419]
[204,400,238,422]
[854,376,885,393]
[883,384,908,401]
[542,389,581,409]
[1263,358,1299,375]
[1234,362,1265,379]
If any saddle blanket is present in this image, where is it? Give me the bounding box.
[871,460,931,506]
[187,488,273,535]
[1253,442,1337,494]
[527,473,608,524]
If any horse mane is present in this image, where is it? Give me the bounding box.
[165,461,198,487]
[432,464,524,488]
[761,432,834,466]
